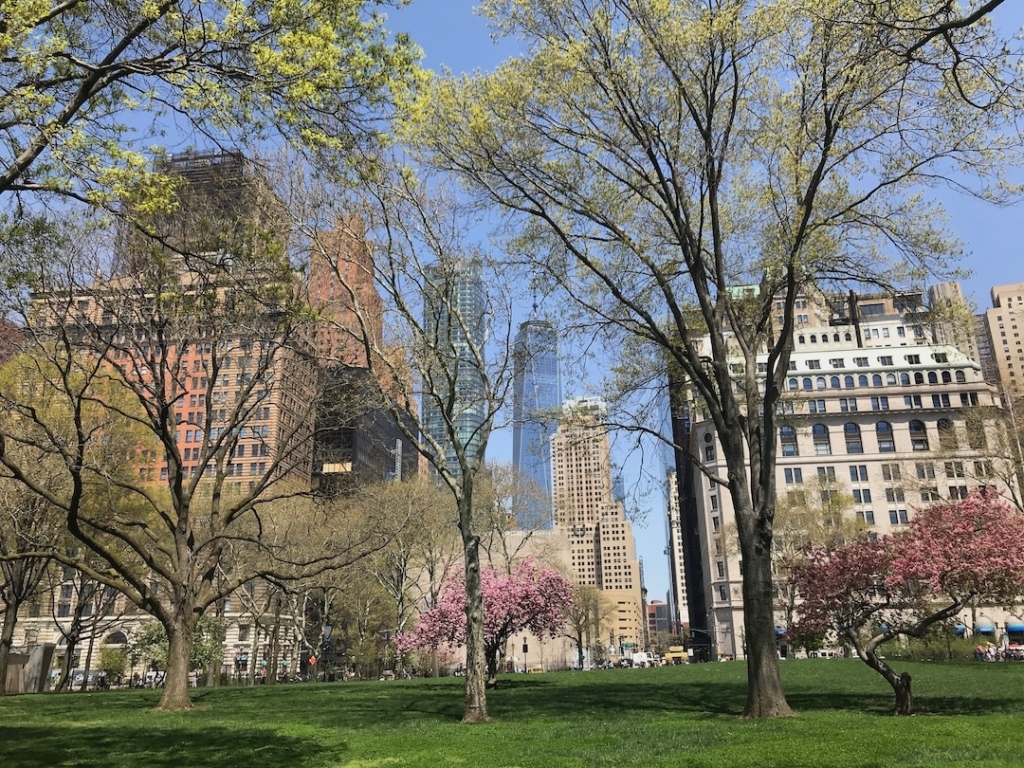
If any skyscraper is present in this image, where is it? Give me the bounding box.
[512,318,561,528]
[980,282,1024,397]
[551,397,645,654]
[306,216,383,368]
[421,259,486,476]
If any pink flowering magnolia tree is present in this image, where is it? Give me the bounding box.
[397,558,574,687]
[789,489,1024,715]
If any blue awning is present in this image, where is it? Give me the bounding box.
[774,627,787,637]
[976,621,996,635]
[953,624,966,636]
[1007,624,1024,634]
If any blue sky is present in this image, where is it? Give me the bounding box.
[389,1,1024,602]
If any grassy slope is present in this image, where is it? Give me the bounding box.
[2,660,1022,768]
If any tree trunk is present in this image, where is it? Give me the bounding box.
[461,527,488,723]
[0,601,18,695]
[862,646,914,715]
[267,608,281,686]
[157,617,195,711]
[55,638,77,693]
[577,631,586,670]
[485,647,499,689]
[247,632,259,686]
[738,525,793,718]
[78,630,97,692]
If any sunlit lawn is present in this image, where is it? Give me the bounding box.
[2,660,1023,767]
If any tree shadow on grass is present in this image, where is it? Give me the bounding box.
[485,674,1024,721]
[487,677,749,719]
[0,724,345,768]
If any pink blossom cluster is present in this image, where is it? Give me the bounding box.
[396,558,574,658]
[789,489,1024,644]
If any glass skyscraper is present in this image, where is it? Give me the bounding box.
[512,318,561,528]
[421,260,486,477]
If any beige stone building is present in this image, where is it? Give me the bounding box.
[551,397,645,655]
[979,282,1024,397]
[674,288,1020,660]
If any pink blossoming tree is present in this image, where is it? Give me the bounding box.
[789,489,1024,715]
[398,558,573,687]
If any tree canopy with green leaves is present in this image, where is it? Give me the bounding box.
[0,0,418,216]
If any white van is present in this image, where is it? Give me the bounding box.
[808,649,840,659]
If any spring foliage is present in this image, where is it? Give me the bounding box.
[789,489,1024,712]
[397,558,573,676]
[0,0,419,211]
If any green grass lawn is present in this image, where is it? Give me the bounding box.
[2,660,1023,767]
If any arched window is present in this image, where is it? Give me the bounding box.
[872,374,883,387]
[816,376,827,390]
[844,375,855,388]
[909,419,929,451]
[788,377,798,391]
[780,426,799,457]
[844,422,863,454]
[876,421,895,453]
[914,372,924,385]
[798,335,806,344]
[859,375,869,387]
[845,332,852,341]
[938,418,957,450]
[104,632,128,645]
[927,372,938,384]
[968,422,988,450]
[833,333,840,343]
[830,376,841,389]
[887,373,897,386]
[899,372,910,386]
[803,377,813,391]
[955,370,966,383]
[810,334,818,343]
[812,423,831,455]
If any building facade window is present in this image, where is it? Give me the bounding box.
[909,420,930,451]
[812,423,831,455]
[876,421,895,452]
[844,422,863,453]
[780,425,799,456]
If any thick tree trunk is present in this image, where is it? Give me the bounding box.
[157,618,196,711]
[738,527,793,718]
[862,647,914,715]
[0,601,18,695]
[577,632,586,670]
[461,529,488,723]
